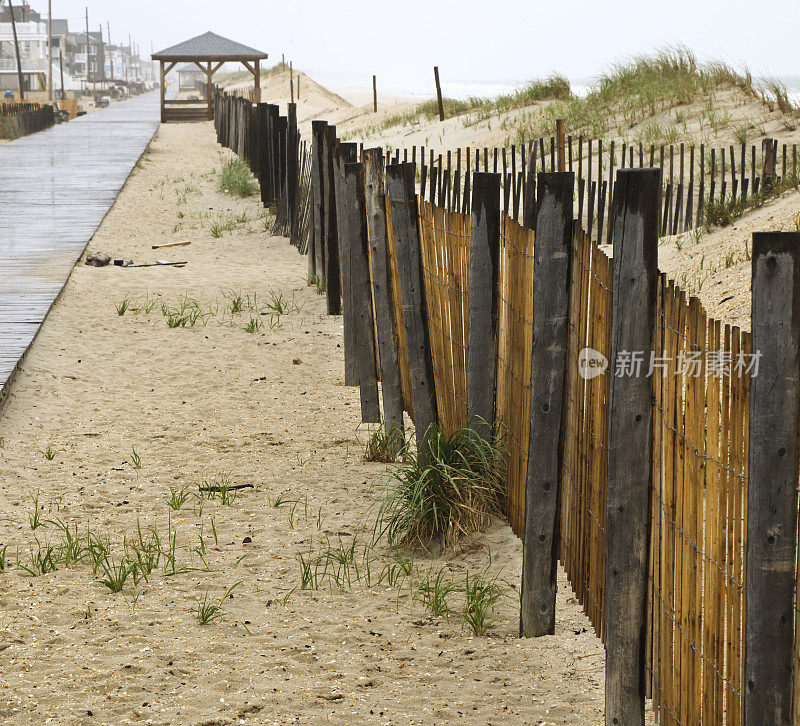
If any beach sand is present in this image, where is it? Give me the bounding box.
[0,121,608,725]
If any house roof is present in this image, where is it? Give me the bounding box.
[152,32,268,61]
[176,63,206,73]
[51,19,69,35]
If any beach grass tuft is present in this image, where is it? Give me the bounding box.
[376,422,506,551]
[219,158,258,198]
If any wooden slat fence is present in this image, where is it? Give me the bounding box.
[214,93,800,726]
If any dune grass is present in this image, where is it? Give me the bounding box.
[376,423,506,551]
[502,45,797,145]
[219,158,258,198]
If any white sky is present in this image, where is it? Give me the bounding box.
[50,0,800,93]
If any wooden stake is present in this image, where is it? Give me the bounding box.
[520,171,574,637]
[373,74,377,113]
[605,168,660,726]
[433,66,444,122]
[364,148,404,436]
[745,232,800,726]
[466,172,501,440]
[386,163,438,449]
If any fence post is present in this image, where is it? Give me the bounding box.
[761,138,777,193]
[520,171,574,637]
[286,102,298,242]
[434,66,445,122]
[323,126,343,316]
[467,172,501,440]
[310,120,327,283]
[335,141,359,379]
[745,232,800,726]
[343,162,381,423]
[364,147,405,437]
[605,167,660,726]
[386,162,438,449]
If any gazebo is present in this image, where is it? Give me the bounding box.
[152,32,268,123]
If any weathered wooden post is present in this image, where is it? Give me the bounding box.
[604,168,660,726]
[310,120,327,284]
[364,147,405,437]
[342,162,381,422]
[520,171,574,638]
[386,162,438,449]
[761,138,777,194]
[286,102,298,241]
[745,232,800,726]
[323,126,342,315]
[466,172,501,440]
[433,66,445,122]
[373,74,377,113]
[334,141,358,376]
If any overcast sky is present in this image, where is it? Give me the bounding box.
[50,0,799,93]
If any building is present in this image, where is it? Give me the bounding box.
[0,2,152,97]
[0,3,47,93]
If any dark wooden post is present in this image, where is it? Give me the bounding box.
[343,162,381,423]
[323,126,344,315]
[386,162,438,449]
[286,102,298,243]
[467,172,501,439]
[433,66,445,122]
[520,171,574,637]
[373,74,377,113]
[364,148,405,436]
[745,232,800,726]
[604,168,660,726]
[335,141,358,380]
[761,138,777,193]
[310,120,327,283]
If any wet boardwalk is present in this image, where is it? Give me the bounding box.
[0,92,160,398]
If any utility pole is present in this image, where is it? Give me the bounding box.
[59,49,65,100]
[107,21,113,82]
[47,0,53,100]
[7,0,25,100]
[98,24,105,85]
[85,6,90,93]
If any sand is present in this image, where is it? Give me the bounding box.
[0,121,609,725]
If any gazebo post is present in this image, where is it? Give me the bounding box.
[159,60,165,123]
[207,61,213,120]
[254,59,261,103]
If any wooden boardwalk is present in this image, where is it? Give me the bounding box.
[0,92,160,399]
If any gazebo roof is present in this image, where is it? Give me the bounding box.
[152,32,268,61]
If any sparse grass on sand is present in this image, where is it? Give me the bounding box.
[219,158,258,197]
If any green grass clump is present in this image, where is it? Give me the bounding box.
[703,172,800,229]
[219,158,258,198]
[364,424,406,463]
[377,423,506,551]
[462,571,505,636]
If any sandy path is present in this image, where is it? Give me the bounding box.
[0,122,606,725]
